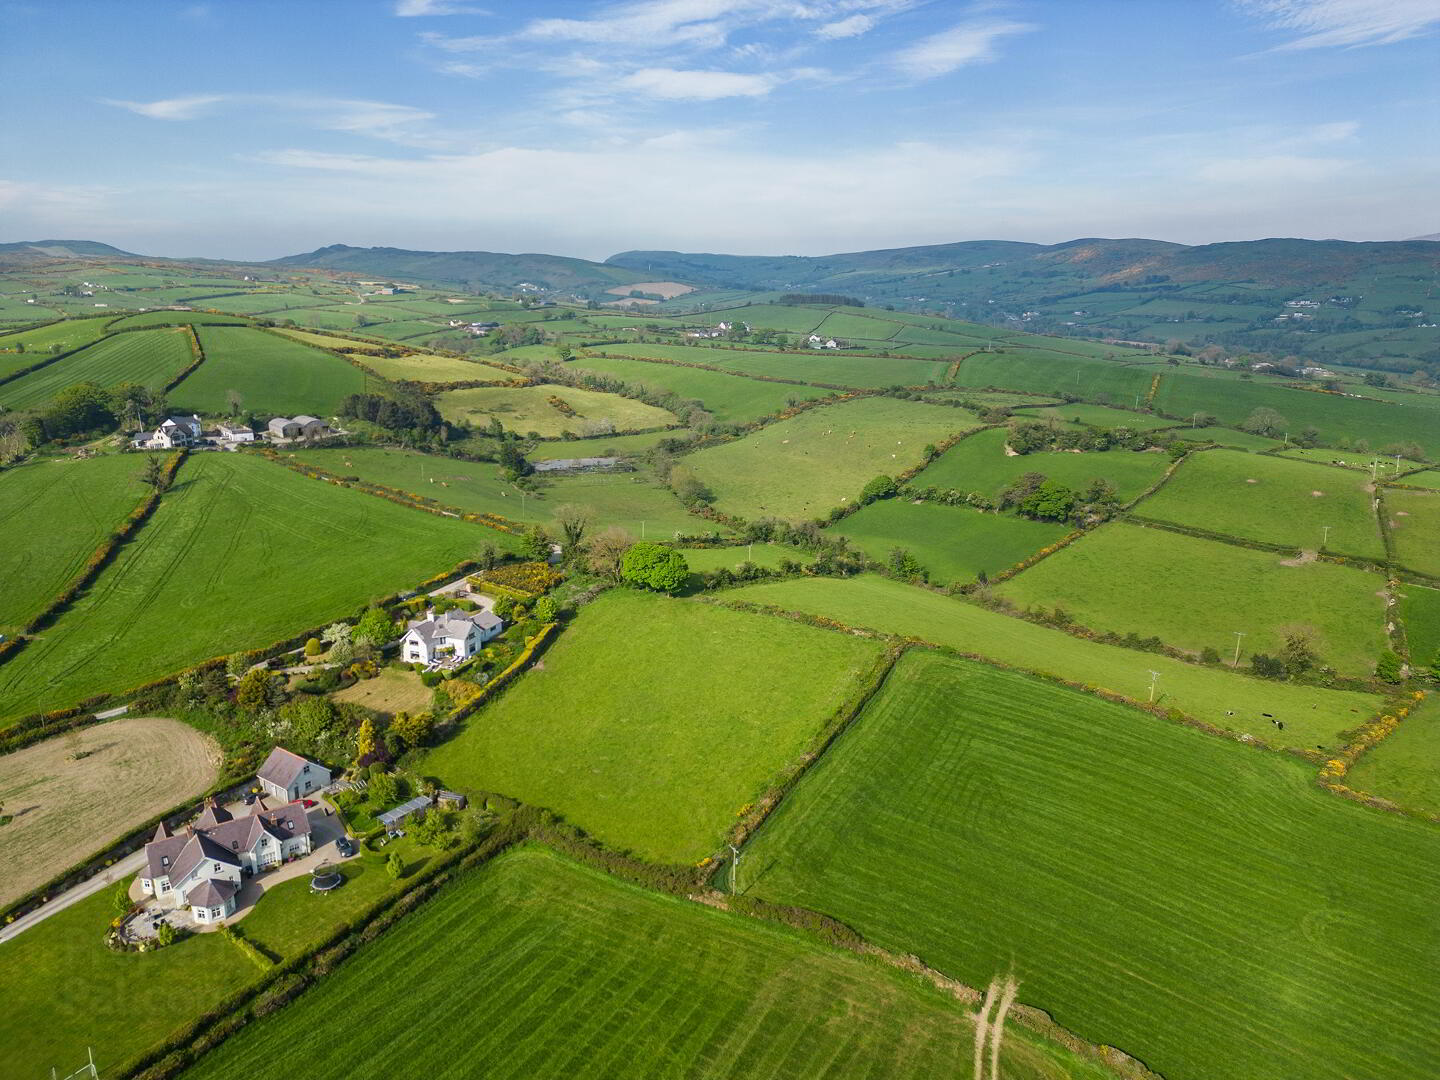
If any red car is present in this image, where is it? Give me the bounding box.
[302,799,318,808]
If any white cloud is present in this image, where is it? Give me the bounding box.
[395,0,489,15]
[103,94,225,120]
[891,19,1035,79]
[1197,153,1352,184]
[101,94,439,144]
[1236,0,1440,49]
[815,13,874,39]
[617,67,778,100]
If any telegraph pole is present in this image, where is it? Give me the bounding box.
[1148,670,1160,703]
[1231,631,1246,669]
[728,844,742,894]
[1322,525,1332,550]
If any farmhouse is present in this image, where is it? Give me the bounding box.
[401,609,505,668]
[807,335,841,349]
[138,415,203,449]
[256,746,331,803]
[139,797,314,923]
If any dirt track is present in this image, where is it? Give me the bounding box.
[0,718,220,906]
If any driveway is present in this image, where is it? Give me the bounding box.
[0,848,145,945]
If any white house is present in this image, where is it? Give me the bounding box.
[217,423,255,444]
[401,609,504,668]
[807,335,840,349]
[138,415,203,449]
[256,747,331,803]
[139,796,314,923]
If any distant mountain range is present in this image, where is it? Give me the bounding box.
[0,240,137,258]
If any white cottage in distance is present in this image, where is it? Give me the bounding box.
[401,609,504,668]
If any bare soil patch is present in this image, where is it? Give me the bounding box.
[0,718,220,906]
[1279,550,1318,567]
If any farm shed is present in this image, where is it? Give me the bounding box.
[437,790,467,810]
[378,795,432,830]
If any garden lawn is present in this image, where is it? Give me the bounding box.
[914,427,1170,503]
[833,500,1069,585]
[0,881,254,1077]
[725,574,1380,747]
[1384,487,1440,577]
[1346,693,1440,815]
[420,591,883,863]
[997,522,1386,677]
[329,666,434,718]
[172,326,365,416]
[435,384,678,437]
[0,454,151,633]
[741,650,1440,1080]
[1400,583,1440,667]
[1138,449,1386,559]
[179,846,1109,1080]
[686,396,978,520]
[570,353,828,423]
[0,328,193,409]
[0,453,509,723]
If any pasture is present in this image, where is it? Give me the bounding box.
[997,522,1386,677]
[273,327,384,352]
[107,311,249,330]
[1399,582,1440,666]
[741,649,1440,1080]
[686,396,978,520]
[1180,426,1281,451]
[833,499,1069,585]
[178,846,1108,1080]
[0,453,503,722]
[1345,694,1440,815]
[0,454,151,633]
[1384,487,1440,577]
[0,718,219,906]
[421,591,883,863]
[0,328,193,409]
[951,350,1155,401]
[570,353,828,423]
[352,349,516,383]
[592,341,949,388]
[1025,403,1175,429]
[435,384,678,437]
[0,316,111,362]
[725,574,1380,746]
[173,326,365,416]
[914,427,1171,503]
[1397,469,1440,489]
[1138,449,1386,559]
[525,428,677,459]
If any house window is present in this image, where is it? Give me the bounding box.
[160,882,170,892]
[213,862,221,872]
[210,908,220,919]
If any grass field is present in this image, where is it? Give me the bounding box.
[524,429,676,459]
[570,353,828,423]
[997,522,1386,676]
[1397,469,1440,489]
[355,349,518,383]
[726,575,1380,747]
[833,500,1069,585]
[914,427,1171,503]
[0,718,219,906]
[421,591,882,863]
[273,327,384,352]
[952,350,1155,401]
[0,454,153,633]
[107,311,249,330]
[593,341,949,388]
[0,316,112,363]
[1400,582,1440,667]
[1138,449,1386,559]
[1346,694,1440,815]
[436,384,678,437]
[0,328,193,409]
[687,396,978,519]
[741,649,1440,1080]
[0,453,511,722]
[172,326,365,417]
[1384,487,1440,577]
[1024,403,1175,429]
[1180,426,1282,451]
[179,846,1110,1080]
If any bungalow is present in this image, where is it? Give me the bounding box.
[401,609,504,667]
[256,747,331,803]
[140,796,314,922]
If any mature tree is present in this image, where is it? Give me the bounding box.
[859,475,898,504]
[225,388,244,417]
[1240,407,1288,438]
[587,526,634,582]
[225,652,251,678]
[532,595,559,622]
[321,622,352,647]
[355,718,380,766]
[353,607,396,646]
[45,382,116,437]
[1015,479,1077,522]
[887,547,927,582]
[522,523,553,561]
[553,503,591,552]
[1282,633,1318,678]
[491,594,516,620]
[387,710,433,752]
[668,465,713,506]
[234,668,273,711]
[621,541,689,593]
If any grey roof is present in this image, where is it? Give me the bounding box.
[169,832,241,884]
[472,611,503,631]
[532,457,621,473]
[292,415,322,426]
[195,801,233,829]
[186,878,238,907]
[145,833,189,880]
[218,423,252,434]
[405,611,493,645]
[378,796,432,828]
[257,746,318,790]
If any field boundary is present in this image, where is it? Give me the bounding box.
[158,325,206,394]
[1124,512,1392,575]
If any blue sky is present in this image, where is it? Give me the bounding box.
[2,0,1436,260]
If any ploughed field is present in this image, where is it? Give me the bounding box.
[741,650,1440,1080]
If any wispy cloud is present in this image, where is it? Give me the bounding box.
[617,67,778,100]
[891,18,1035,79]
[1236,0,1440,49]
[103,94,225,120]
[102,94,440,145]
[394,0,489,15]
[815,14,875,40]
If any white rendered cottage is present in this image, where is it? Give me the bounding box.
[142,415,203,449]
[140,797,314,922]
[256,747,331,803]
[401,609,504,667]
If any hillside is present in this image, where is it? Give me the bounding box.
[0,240,138,258]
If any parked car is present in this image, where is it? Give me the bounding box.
[335,837,356,857]
[302,799,318,808]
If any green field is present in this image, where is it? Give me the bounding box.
[1400,583,1440,666]
[0,453,512,722]
[525,429,676,459]
[0,316,112,364]
[1179,426,1282,451]
[273,327,384,352]
[1396,469,1440,490]
[952,350,1155,401]
[0,455,151,633]
[1138,449,1386,559]
[997,522,1386,677]
[355,349,517,383]
[1025,403,1175,429]
[594,341,949,388]
[742,649,1440,1080]
[0,328,193,409]
[1346,694,1440,814]
[687,396,978,520]
[421,591,882,862]
[1385,487,1440,577]
[570,353,828,423]
[107,311,249,329]
[914,427,1170,503]
[179,846,1109,1080]
[726,574,1380,747]
[833,500,1069,584]
[436,384,678,437]
[172,326,365,417]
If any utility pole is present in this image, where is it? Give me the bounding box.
[748,542,754,561]
[641,520,647,539]
[1232,631,1246,669]
[1322,525,1332,549]
[1148,670,1160,703]
[728,843,742,894]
